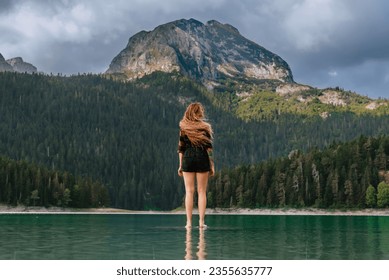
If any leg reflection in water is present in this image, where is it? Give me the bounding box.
[196,228,207,260]
[185,228,193,260]
[184,228,207,260]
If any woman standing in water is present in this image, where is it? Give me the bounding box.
[178,102,214,229]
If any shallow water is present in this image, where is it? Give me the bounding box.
[1,214,389,259]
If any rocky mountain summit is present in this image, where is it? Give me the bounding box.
[0,54,14,72]
[106,18,294,85]
[0,53,37,73]
[6,57,37,73]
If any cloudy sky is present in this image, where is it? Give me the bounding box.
[1,0,389,98]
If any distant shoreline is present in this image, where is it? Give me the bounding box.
[1,205,389,216]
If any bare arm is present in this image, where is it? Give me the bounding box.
[207,148,215,177]
[177,130,185,177]
[178,152,183,177]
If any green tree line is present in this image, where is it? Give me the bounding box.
[208,135,389,209]
[0,155,109,207]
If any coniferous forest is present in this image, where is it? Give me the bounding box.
[207,135,389,209]
[1,71,389,210]
[0,155,109,208]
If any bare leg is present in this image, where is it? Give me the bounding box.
[183,172,195,228]
[196,172,209,228]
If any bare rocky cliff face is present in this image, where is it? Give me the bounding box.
[106,19,294,84]
[6,57,37,73]
[0,53,14,72]
[0,53,37,73]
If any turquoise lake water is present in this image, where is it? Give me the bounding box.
[1,214,389,260]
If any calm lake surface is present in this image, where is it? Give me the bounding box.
[1,214,389,260]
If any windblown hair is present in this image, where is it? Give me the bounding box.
[179,102,213,147]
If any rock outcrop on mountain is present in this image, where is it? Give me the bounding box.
[106,19,294,84]
[0,53,14,72]
[0,53,37,73]
[6,57,37,73]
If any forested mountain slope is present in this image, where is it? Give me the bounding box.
[1,71,389,209]
[207,135,389,209]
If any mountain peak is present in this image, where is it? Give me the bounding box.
[106,18,293,84]
[0,53,14,72]
[206,20,240,34]
[6,57,37,73]
[0,53,37,73]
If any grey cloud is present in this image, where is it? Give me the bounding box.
[0,0,20,13]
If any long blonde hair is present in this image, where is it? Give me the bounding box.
[179,102,213,147]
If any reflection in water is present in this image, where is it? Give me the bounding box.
[185,228,207,260]
[2,214,389,259]
[197,228,206,260]
[185,228,192,260]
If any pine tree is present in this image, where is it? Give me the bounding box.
[377,181,389,208]
[365,184,377,208]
